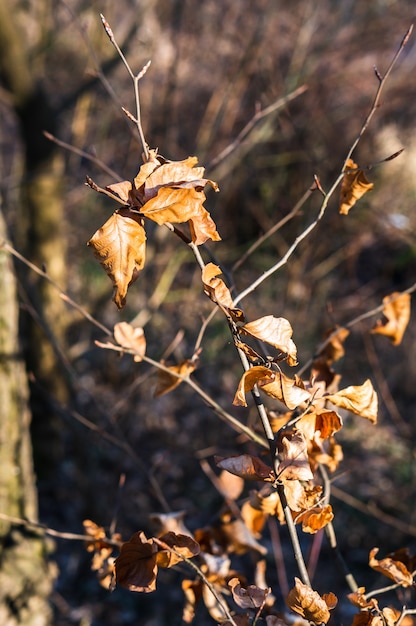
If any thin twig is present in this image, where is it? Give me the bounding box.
[100,14,149,160]
[153,537,238,626]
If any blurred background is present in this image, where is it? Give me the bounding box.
[1,0,416,624]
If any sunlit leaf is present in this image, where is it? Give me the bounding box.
[286,577,336,624]
[154,360,196,397]
[339,158,374,215]
[220,516,268,555]
[233,366,275,407]
[202,263,244,322]
[260,372,311,410]
[88,209,146,309]
[114,322,146,361]
[317,326,350,363]
[229,577,270,609]
[277,432,313,481]
[297,505,334,534]
[240,316,298,366]
[217,470,245,500]
[182,579,202,624]
[347,587,378,610]
[149,511,192,538]
[369,548,413,587]
[215,454,274,482]
[325,379,378,423]
[156,532,200,568]
[371,292,411,345]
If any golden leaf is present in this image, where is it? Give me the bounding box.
[240,316,298,366]
[325,379,378,423]
[298,505,334,534]
[339,158,374,215]
[154,360,196,397]
[233,366,275,407]
[369,548,413,587]
[286,577,336,624]
[371,292,411,345]
[202,263,244,322]
[113,322,146,362]
[88,209,146,309]
[260,372,311,410]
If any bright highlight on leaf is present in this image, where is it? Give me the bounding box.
[286,577,337,624]
[371,292,411,345]
[228,577,270,609]
[325,379,378,423]
[114,322,146,361]
[154,360,196,397]
[369,548,413,587]
[88,151,220,307]
[233,366,310,410]
[240,315,298,366]
[202,263,244,322]
[88,209,146,309]
[339,158,374,215]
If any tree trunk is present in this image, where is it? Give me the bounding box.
[0,209,55,625]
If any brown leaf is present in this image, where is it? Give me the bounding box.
[241,500,268,537]
[114,322,146,362]
[156,532,200,568]
[371,292,411,345]
[277,432,313,481]
[286,578,336,624]
[260,373,311,411]
[215,454,274,482]
[240,316,298,366]
[88,209,146,309]
[347,587,378,610]
[182,579,203,624]
[369,548,413,587]
[149,511,192,538]
[339,158,374,215]
[115,531,158,593]
[317,326,350,363]
[233,366,275,407]
[202,263,244,322]
[220,516,268,555]
[325,379,378,423]
[154,360,196,397]
[296,410,343,442]
[217,470,245,501]
[229,577,270,609]
[297,505,334,534]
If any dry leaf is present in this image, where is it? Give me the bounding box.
[369,548,413,587]
[371,292,411,345]
[260,372,311,411]
[286,577,336,624]
[317,326,350,363]
[155,532,200,568]
[233,366,275,407]
[182,579,202,624]
[240,316,298,366]
[202,263,244,322]
[277,432,313,481]
[325,379,378,423]
[297,505,334,534]
[154,360,196,397]
[115,531,158,593]
[215,454,274,482]
[149,511,193,538]
[220,516,268,555]
[229,577,270,609]
[217,470,245,501]
[339,158,374,215]
[88,209,146,309]
[347,587,378,610]
[114,322,146,361]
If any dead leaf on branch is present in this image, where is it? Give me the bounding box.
[88,209,146,309]
[202,263,244,322]
[115,531,159,593]
[297,505,334,534]
[369,547,413,587]
[215,454,275,482]
[233,367,310,410]
[371,292,411,345]
[339,158,374,215]
[240,316,298,366]
[229,577,270,609]
[113,322,146,361]
[154,360,196,397]
[286,577,337,624]
[277,432,313,481]
[325,379,378,423]
[155,531,200,568]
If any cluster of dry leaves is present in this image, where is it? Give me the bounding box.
[85,152,413,624]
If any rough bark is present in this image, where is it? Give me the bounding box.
[0,209,55,626]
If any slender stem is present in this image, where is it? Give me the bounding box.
[153,538,238,626]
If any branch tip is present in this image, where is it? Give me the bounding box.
[100,13,114,41]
